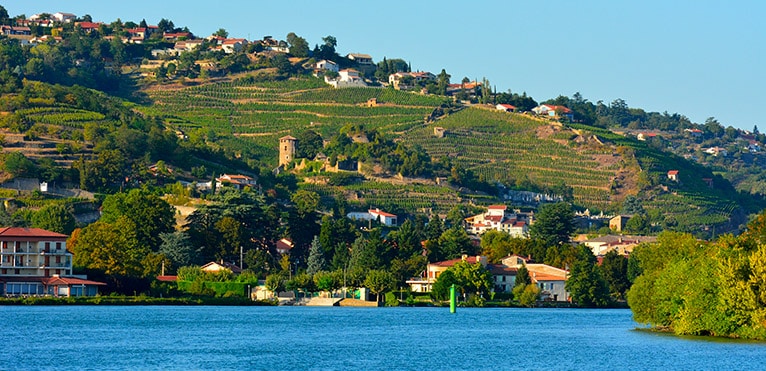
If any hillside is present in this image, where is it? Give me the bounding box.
[0,17,759,238]
[133,75,750,234]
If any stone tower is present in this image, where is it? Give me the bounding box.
[279,135,297,167]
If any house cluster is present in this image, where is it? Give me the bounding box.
[347,208,398,227]
[577,235,657,260]
[407,254,569,301]
[464,205,531,238]
[0,227,105,297]
[388,71,436,90]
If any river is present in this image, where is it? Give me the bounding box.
[2,306,764,370]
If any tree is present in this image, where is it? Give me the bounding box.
[513,283,539,307]
[450,260,493,298]
[529,202,575,246]
[31,204,75,235]
[213,28,228,38]
[364,269,396,302]
[565,246,611,307]
[0,6,9,25]
[295,130,323,159]
[158,231,195,273]
[435,226,474,261]
[306,236,326,275]
[3,152,37,177]
[600,250,630,299]
[100,189,175,252]
[265,273,286,297]
[515,264,531,287]
[70,217,149,278]
[431,269,458,301]
[436,69,450,95]
[286,32,309,58]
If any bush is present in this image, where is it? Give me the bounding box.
[385,292,400,307]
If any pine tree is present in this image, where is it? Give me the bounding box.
[515,264,531,287]
[306,236,326,275]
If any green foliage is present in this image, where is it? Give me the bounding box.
[513,284,540,307]
[31,204,75,235]
[385,292,400,307]
[565,246,611,307]
[529,202,575,246]
[306,235,326,275]
[627,215,766,339]
[364,269,396,300]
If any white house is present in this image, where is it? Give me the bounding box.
[704,147,728,157]
[175,40,204,52]
[215,174,257,190]
[465,205,530,238]
[346,208,398,227]
[315,60,339,73]
[222,38,248,54]
[496,104,516,112]
[51,12,77,23]
[326,69,367,88]
[532,104,574,120]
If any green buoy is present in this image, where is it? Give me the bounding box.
[450,284,456,313]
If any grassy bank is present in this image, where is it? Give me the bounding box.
[0,295,277,306]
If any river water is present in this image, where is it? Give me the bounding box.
[2,306,764,370]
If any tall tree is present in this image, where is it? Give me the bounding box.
[306,236,326,275]
[565,246,611,307]
[529,202,575,247]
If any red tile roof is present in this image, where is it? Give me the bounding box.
[156,275,178,282]
[487,205,507,210]
[667,170,679,175]
[370,209,396,218]
[47,276,107,286]
[0,227,68,239]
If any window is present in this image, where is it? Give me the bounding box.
[56,242,62,250]
[502,276,506,282]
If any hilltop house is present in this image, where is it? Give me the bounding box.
[222,38,248,54]
[325,69,367,88]
[667,170,679,182]
[347,208,398,227]
[347,53,373,65]
[388,71,436,89]
[51,12,77,23]
[0,227,105,296]
[314,59,339,73]
[464,205,531,238]
[215,174,257,191]
[532,104,574,120]
[496,104,517,112]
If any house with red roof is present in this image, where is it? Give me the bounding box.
[406,254,569,301]
[0,227,105,296]
[75,21,103,33]
[532,104,574,120]
[347,208,398,227]
[667,170,679,182]
[464,205,530,237]
[215,174,257,191]
[496,104,517,112]
[222,38,248,54]
[201,261,243,275]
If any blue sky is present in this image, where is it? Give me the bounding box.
[9,1,765,130]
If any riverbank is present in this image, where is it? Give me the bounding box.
[0,295,277,306]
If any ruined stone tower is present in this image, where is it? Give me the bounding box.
[279,135,297,167]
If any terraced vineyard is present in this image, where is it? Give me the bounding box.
[401,108,619,209]
[300,181,469,215]
[140,77,447,163]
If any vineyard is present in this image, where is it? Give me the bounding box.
[401,108,620,210]
[133,75,747,232]
[140,76,447,164]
